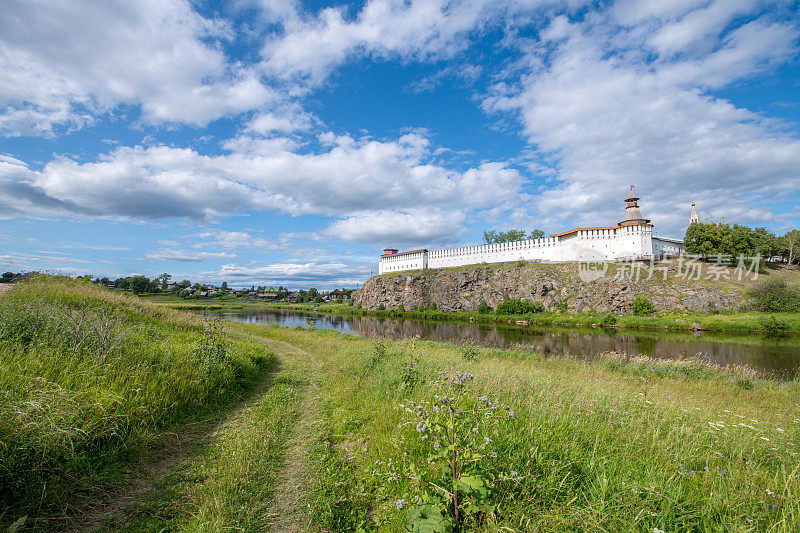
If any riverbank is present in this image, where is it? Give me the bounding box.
[227,299,800,334]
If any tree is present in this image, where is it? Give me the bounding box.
[528,229,545,240]
[221,281,229,291]
[784,229,800,267]
[157,273,171,290]
[308,288,319,299]
[179,279,191,288]
[483,228,545,244]
[130,275,151,295]
[1,272,17,283]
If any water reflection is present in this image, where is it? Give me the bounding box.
[211,310,800,378]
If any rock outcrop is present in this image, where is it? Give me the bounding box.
[355,262,744,314]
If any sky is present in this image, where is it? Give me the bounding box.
[1,0,799,289]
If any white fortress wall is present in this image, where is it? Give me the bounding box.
[379,250,427,274]
[377,188,688,274]
[427,237,561,269]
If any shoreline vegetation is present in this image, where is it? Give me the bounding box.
[147,294,800,335]
[2,275,799,530]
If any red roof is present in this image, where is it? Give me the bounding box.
[381,248,428,258]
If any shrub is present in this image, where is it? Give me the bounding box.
[476,300,491,314]
[598,312,618,326]
[749,278,799,312]
[377,303,386,311]
[759,315,790,336]
[495,299,543,315]
[632,295,655,316]
[396,304,405,313]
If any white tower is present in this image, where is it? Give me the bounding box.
[689,202,700,224]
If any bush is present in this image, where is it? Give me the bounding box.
[749,278,800,312]
[476,300,491,314]
[396,304,405,313]
[632,295,655,316]
[759,315,790,336]
[377,303,386,311]
[598,312,618,326]
[495,299,543,315]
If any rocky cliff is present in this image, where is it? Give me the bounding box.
[355,261,745,314]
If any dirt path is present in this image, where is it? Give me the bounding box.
[0,284,12,296]
[261,337,324,533]
[63,371,278,533]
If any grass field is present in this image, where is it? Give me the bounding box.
[2,276,799,531]
[0,276,276,530]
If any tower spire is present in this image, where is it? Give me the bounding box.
[690,202,700,224]
[619,185,650,226]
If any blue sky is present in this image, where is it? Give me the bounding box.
[1,0,799,288]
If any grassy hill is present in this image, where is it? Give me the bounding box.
[0,275,275,526]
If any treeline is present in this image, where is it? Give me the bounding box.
[684,223,799,264]
[483,228,545,244]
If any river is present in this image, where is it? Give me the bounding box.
[209,309,800,379]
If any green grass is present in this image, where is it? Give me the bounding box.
[112,373,300,532]
[4,277,800,531]
[260,327,800,531]
[0,275,276,528]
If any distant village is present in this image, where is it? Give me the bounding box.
[0,271,356,303]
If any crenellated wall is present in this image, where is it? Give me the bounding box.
[379,223,681,274]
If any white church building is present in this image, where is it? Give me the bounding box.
[379,186,686,274]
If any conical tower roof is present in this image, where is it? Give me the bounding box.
[619,185,650,226]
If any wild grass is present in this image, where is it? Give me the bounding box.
[262,327,800,531]
[113,373,300,532]
[0,275,274,526]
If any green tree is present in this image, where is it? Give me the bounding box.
[1,272,16,283]
[179,279,191,288]
[157,273,171,290]
[783,229,800,267]
[483,228,544,244]
[221,281,228,292]
[130,275,151,295]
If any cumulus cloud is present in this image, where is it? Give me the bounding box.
[259,0,567,88]
[0,0,275,135]
[484,1,800,236]
[9,132,522,228]
[323,208,465,247]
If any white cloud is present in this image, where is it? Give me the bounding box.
[0,0,275,135]
[484,4,800,236]
[144,249,237,262]
[207,260,371,286]
[10,132,522,229]
[323,208,466,247]
[259,0,564,88]
[195,230,272,250]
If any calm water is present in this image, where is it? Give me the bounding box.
[210,310,800,378]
